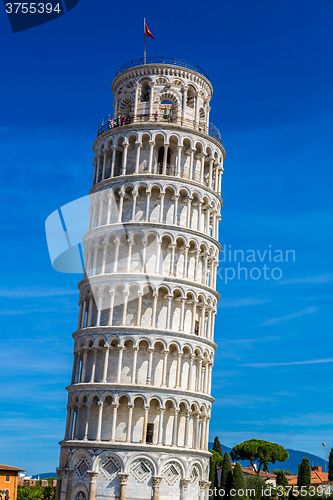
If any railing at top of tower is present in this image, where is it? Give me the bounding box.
[97,114,221,143]
[115,57,209,79]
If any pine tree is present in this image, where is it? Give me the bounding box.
[220,452,233,499]
[297,457,311,488]
[328,447,333,481]
[276,470,288,487]
[230,462,246,500]
[213,436,223,458]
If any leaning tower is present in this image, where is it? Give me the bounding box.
[55,57,225,500]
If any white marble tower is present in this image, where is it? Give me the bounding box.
[55,57,225,500]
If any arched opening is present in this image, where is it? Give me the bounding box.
[160,99,173,121]
[157,146,171,174]
[199,108,206,132]
[76,492,86,500]
[114,138,124,177]
[140,81,150,102]
[187,86,196,109]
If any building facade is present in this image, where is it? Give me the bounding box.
[56,58,225,500]
[0,464,25,500]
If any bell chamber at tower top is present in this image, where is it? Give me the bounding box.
[92,60,225,193]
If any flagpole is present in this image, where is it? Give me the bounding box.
[144,17,146,65]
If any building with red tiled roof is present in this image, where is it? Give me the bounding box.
[0,464,25,500]
[286,466,333,492]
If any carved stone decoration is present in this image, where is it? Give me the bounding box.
[199,479,207,491]
[75,459,89,479]
[131,460,153,484]
[153,476,162,489]
[180,479,190,490]
[118,473,129,486]
[190,465,200,484]
[100,458,120,480]
[162,462,181,485]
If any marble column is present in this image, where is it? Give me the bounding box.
[96,401,103,441]
[110,403,118,442]
[161,350,168,387]
[157,407,165,445]
[118,474,129,500]
[64,469,74,500]
[88,471,98,500]
[152,477,163,500]
[102,346,109,383]
[131,346,138,384]
[180,479,190,500]
[142,405,149,443]
[126,404,133,442]
[83,403,91,441]
[54,468,64,500]
[172,408,179,446]
[134,143,141,174]
[148,141,154,173]
[121,143,129,176]
[147,347,154,384]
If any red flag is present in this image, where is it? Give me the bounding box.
[144,22,155,39]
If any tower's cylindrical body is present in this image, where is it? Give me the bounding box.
[57,59,225,500]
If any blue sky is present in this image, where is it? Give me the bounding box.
[1,0,333,475]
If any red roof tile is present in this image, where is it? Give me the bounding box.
[0,465,26,472]
[286,471,330,486]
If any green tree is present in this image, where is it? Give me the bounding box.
[328,447,333,482]
[220,452,233,499]
[273,469,291,476]
[209,459,219,499]
[276,470,288,487]
[246,476,267,500]
[17,487,44,500]
[297,457,311,488]
[230,463,246,500]
[213,436,223,458]
[210,449,224,467]
[231,439,289,474]
[43,486,55,500]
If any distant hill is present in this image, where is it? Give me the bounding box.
[208,443,328,475]
[32,473,57,479]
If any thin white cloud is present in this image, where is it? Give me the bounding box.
[0,309,30,316]
[279,274,333,285]
[0,287,78,298]
[223,335,280,345]
[244,358,333,368]
[213,394,276,408]
[219,298,271,308]
[0,307,76,316]
[262,306,318,326]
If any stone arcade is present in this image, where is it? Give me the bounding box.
[55,58,225,500]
